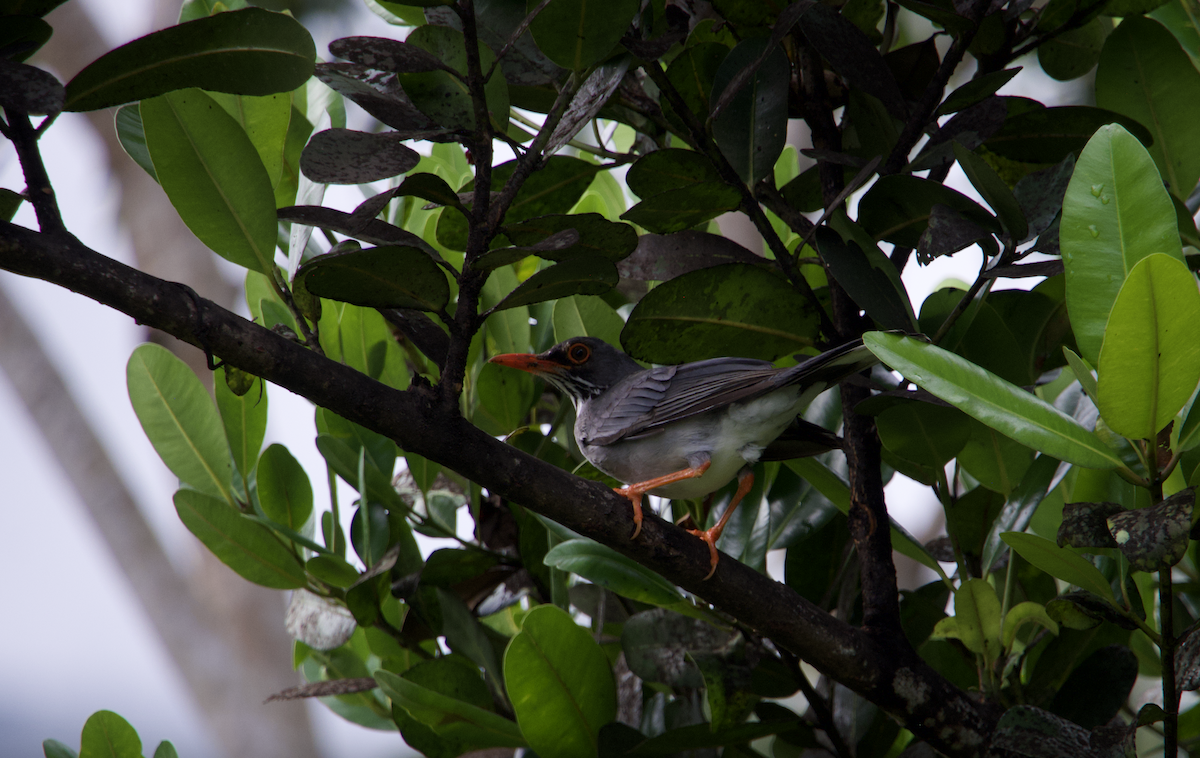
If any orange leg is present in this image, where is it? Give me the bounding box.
[615,460,712,539]
[689,467,754,580]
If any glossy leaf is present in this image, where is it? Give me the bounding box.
[127,344,234,505]
[64,8,315,111]
[876,403,970,467]
[79,711,141,758]
[174,489,306,588]
[505,605,617,758]
[529,0,640,71]
[300,245,449,312]
[1096,16,1200,200]
[957,419,1033,496]
[952,579,1003,663]
[1000,532,1115,601]
[1095,254,1200,439]
[712,37,789,185]
[1061,124,1183,365]
[625,149,722,199]
[544,539,683,606]
[492,257,617,310]
[661,42,728,135]
[621,264,818,363]
[617,231,764,282]
[862,332,1122,469]
[257,444,313,532]
[502,213,638,262]
[142,89,277,274]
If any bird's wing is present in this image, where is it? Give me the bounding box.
[580,358,781,445]
[579,341,876,446]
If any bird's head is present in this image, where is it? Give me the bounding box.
[489,337,642,406]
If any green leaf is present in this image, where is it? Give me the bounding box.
[397,25,509,131]
[505,605,618,758]
[438,589,503,689]
[1107,488,1193,571]
[621,263,818,363]
[474,360,536,434]
[552,295,624,347]
[1003,601,1059,649]
[142,89,278,274]
[1000,532,1115,601]
[257,443,313,532]
[115,104,157,181]
[64,8,315,111]
[42,740,77,758]
[210,90,293,188]
[151,742,178,758]
[214,365,266,485]
[661,43,728,136]
[390,657,501,756]
[502,213,638,262]
[1038,17,1110,82]
[1049,645,1139,730]
[529,0,640,71]
[711,37,790,185]
[492,257,617,310]
[376,669,526,748]
[1095,254,1200,440]
[951,578,1004,663]
[1063,347,1098,399]
[862,332,1123,469]
[544,539,684,606]
[305,554,360,587]
[175,489,306,588]
[956,419,1034,497]
[876,403,970,467]
[936,68,1020,115]
[79,711,141,758]
[625,149,722,198]
[127,343,234,505]
[300,245,449,312]
[1096,16,1200,201]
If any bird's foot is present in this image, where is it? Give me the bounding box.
[687,527,721,580]
[614,487,645,539]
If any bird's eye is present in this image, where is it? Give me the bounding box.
[567,343,591,364]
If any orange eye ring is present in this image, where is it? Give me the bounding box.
[567,343,591,364]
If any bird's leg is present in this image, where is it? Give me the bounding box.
[615,459,712,539]
[689,467,754,580]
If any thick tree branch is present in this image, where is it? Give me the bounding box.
[0,220,1001,756]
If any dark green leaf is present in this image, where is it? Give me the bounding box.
[617,230,766,282]
[984,105,1154,164]
[42,740,76,758]
[936,68,1020,116]
[300,128,419,184]
[798,3,907,118]
[622,609,734,687]
[529,0,640,70]
[621,263,818,363]
[64,8,315,111]
[377,669,525,747]
[626,149,722,198]
[0,58,63,115]
[492,257,617,310]
[544,539,684,606]
[0,15,53,63]
[662,42,728,135]
[953,142,1029,240]
[1001,532,1115,600]
[858,174,1001,247]
[712,37,789,185]
[1038,17,1110,81]
[815,224,916,331]
[502,213,638,262]
[620,181,742,233]
[300,245,449,312]
[1058,501,1123,549]
[876,402,970,467]
[1049,645,1138,729]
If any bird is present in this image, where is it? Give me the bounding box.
[489,337,879,579]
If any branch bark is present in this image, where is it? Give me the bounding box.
[0,221,1003,756]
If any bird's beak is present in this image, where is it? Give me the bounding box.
[489,352,564,376]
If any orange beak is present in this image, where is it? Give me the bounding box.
[488,352,565,376]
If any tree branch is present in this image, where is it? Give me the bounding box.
[0,219,1001,756]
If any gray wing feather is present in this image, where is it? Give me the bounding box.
[581,341,877,445]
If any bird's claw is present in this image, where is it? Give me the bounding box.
[615,486,644,539]
[687,528,721,580]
